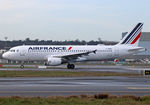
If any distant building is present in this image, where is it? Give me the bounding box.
[139,32,150,55]
[122,32,128,39]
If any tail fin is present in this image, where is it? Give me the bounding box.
[118,23,143,47]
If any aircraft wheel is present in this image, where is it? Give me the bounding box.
[67,64,72,69]
[67,64,75,69]
[70,64,75,69]
[20,65,24,69]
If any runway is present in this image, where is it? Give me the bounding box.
[0,65,150,96]
[0,76,150,96]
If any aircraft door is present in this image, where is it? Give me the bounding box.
[113,47,119,57]
[20,49,26,56]
[19,48,28,60]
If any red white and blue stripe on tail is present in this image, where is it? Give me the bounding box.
[119,23,143,46]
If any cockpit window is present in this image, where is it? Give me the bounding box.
[9,49,15,52]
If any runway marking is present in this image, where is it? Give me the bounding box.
[128,87,150,89]
[0,91,150,94]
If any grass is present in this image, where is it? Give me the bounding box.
[0,94,150,105]
[0,70,140,77]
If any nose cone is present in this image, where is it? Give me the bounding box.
[2,53,8,59]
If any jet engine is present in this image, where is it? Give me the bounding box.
[45,57,62,66]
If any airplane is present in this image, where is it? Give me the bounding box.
[2,23,146,69]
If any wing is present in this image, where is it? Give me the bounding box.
[53,50,97,60]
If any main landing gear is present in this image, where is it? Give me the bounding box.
[67,64,75,69]
[20,65,24,69]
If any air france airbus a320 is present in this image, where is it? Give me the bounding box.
[2,23,146,69]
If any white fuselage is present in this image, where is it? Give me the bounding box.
[2,45,144,62]
[2,23,145,68]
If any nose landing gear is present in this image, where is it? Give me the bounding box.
[20,62,24,69]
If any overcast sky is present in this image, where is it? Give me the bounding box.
[0,0,149,41]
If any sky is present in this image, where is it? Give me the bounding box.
[0,0,150,41]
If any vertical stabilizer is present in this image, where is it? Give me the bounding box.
[118,23,143,47]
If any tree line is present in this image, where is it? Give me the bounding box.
[0,38,118,49]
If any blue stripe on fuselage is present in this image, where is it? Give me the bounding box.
[125,24,143,44]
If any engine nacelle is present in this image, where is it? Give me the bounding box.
[46,57,62,66]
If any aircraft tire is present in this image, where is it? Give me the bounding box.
[67,64,75,69]
[20,65,24,69]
